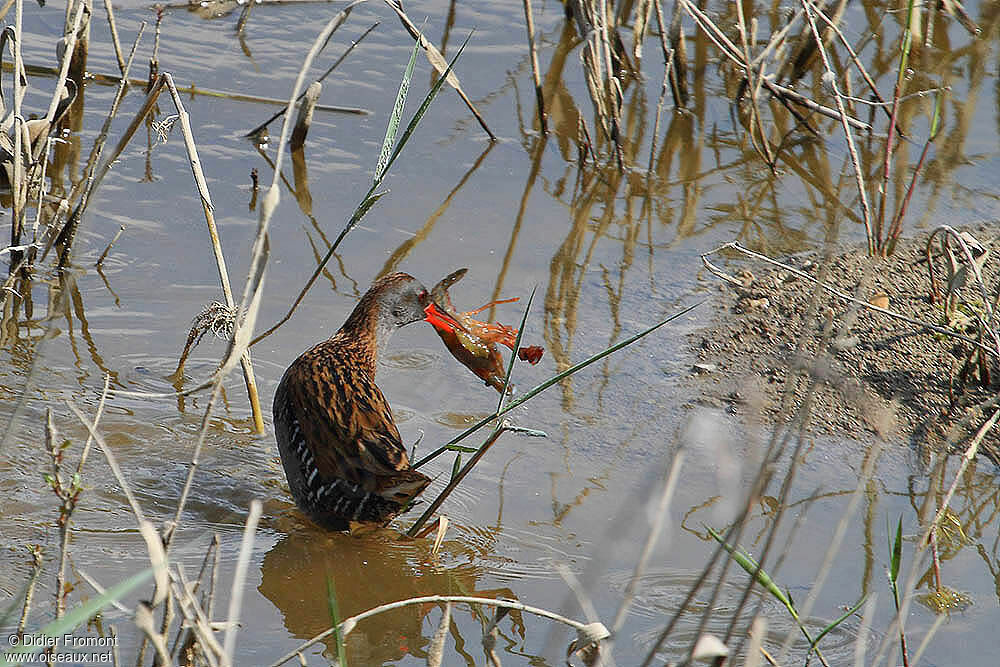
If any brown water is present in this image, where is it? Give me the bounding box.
[2,0,1000,664]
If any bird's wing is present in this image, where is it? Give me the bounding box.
[284,355,411,487]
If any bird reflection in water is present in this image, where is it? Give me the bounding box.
[258,521,521,664]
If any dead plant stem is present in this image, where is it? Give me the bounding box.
[164,73,266,433]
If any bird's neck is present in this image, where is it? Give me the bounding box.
[335,294,394,376]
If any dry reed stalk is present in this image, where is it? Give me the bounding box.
[289,81,320,151]
[734,0,775,168]
[521,0,546,134]
[221,500,262,666]
[102,0,125,74]
[800,0,874,254]
[163,73,267,433]
[383,0,495,141]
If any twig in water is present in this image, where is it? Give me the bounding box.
[289,81,320,152]
[95,224,124,267]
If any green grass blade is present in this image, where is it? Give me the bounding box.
[0,569,152,667]
[374,35,420,185]
[326,576,348,667]
[380,32,472,182]
[450,454,462,481]
[413,300,703,468]
[707,527,795,616]
[890,515,903,584]
[496,286,536,412]
[810,593,868,650]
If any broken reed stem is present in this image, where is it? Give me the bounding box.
[163,72,266,433]
[521,0,546,134]
[102,0,125,74]
[289,81,321,152]
[236,0,253,35]
[406,425,509,536]
[244,20,378,137]
[269,595,592,667]
[95,225,125,267]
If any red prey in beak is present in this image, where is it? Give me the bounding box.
[423,302,464,332]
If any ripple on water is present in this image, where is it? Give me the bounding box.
[381,348,437,370]
[611,570,874,664]
[433,411,493,428]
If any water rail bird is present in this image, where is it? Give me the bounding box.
[272,272,460,531]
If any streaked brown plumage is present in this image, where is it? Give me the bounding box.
[272,273,459,531]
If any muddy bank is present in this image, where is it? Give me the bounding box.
[687,224,1000,463]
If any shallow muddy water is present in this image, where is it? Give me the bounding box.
[2,0,1000,664]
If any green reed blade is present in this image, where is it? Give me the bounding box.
[497,286,536,413]
[374,33,420,184]
[380,31,472,181]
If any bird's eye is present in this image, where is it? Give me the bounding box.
[418,289,428,301]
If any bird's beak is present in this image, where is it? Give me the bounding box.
[423,303,463,332]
